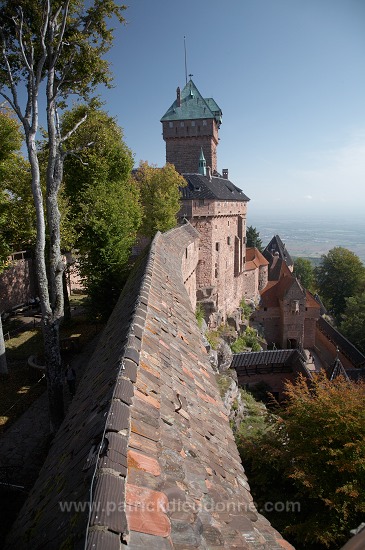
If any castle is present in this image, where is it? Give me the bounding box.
[161,79,268,325]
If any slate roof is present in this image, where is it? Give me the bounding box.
[263,235,293,270]
[317,316,365,368]
[328,357,365,382]
[161,79,222,125]
[6,223,293,550]
[329,357,350,381]
[231,349,304,370]
[181,173,250,202]
[232,349,311,380]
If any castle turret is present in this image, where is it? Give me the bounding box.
[160,79,222,174]
[198,148,206,176]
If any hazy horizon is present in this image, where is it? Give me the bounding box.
[247,214,365,263]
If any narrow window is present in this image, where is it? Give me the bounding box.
[215,242,220,252]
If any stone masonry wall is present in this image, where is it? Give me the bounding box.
[188,199,254,321]
[0,258,36,312]
[315,327,355,371]
[163,119,218,174]
[181,232,199,311]
[5,223,293,550]
[238,371,299,400]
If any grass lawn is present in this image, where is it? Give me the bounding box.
[0,294,102,433]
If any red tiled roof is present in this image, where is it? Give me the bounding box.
[5,224,294,550]
[245,247,269,271]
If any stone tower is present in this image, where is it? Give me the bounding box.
[160,79,222,174]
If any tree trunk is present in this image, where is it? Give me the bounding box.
[63,269,71,322]
[0,315,8,375]
[27,133,65,433]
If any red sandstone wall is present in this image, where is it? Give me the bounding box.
[253,307,282,347]
[0,258,36,312]
[238,371,298,399]
[163,119,218,173]
[315,328,355,371]
[181,239,199,311]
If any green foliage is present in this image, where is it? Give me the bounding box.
[230,327,261,352]
[315,247,365,318]
[247,381,273,403]
[195,303,205,328]
[234,388,271,441]
[238,372,365,549]
[293,257,315,290]
[61,106,142,318]
[239,298,252,321]
[340,292,365,354]
[62,105,134,204]
[0,1,127,102]
[246,226,263,251]
[74,178,141,319]
[0,111,35,269]
[0,108,22,162]
[132,161,187,237]
[205,329,220,350]
[216,373,233,397]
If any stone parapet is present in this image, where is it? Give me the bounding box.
[5,224,293,550]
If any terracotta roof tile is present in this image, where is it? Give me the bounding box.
[5,224,293,549]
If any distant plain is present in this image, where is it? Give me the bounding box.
[249,216,365,264]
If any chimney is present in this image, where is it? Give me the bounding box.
[207,166,212,181]
[176,87,181,107]
[222,168,228,179]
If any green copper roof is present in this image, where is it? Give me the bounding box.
[161,79,222,125]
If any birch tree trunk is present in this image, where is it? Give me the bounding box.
[0,0,127,432]
[27,130,65,432]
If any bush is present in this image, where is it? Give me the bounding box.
[237,372,365,550]
[230,327,261,353]
[240,298,252,321]
[195,303,205,329]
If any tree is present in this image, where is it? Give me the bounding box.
[61,105,142,318]
[0,0,127,432]
[293,257,315,290]
[238,373,365,549]
[246,225,263,251]
[315,247,365,319]
[0,109,34,375]
[340,292,365,354]
[0,109,34,266]
[132,161,187,237]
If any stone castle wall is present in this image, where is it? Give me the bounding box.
[0,257,36,312]
[5,222,293,550]
[163,119,218,173]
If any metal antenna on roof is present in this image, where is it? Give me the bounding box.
[184,36,188,85]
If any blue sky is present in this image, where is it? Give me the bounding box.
[100,0,365,222]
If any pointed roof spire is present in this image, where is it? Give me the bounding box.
[198,148,206,176]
